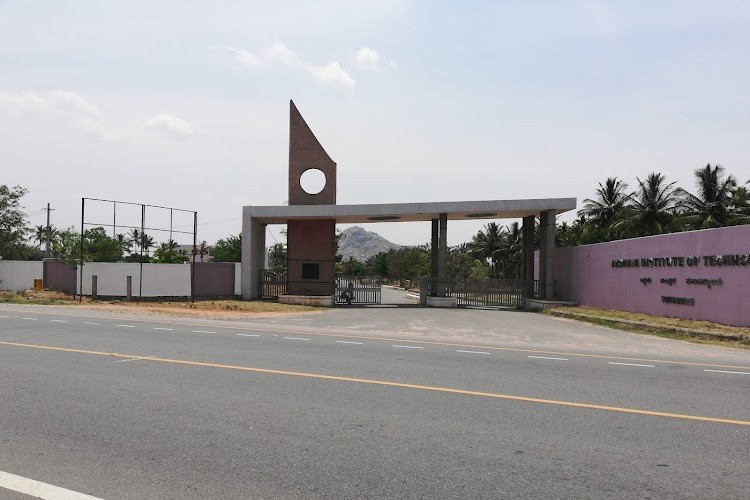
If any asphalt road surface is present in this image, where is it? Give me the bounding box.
[1,303,748,499]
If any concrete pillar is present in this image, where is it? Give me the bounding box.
[241,208,267,300]
[431,219,439,281]
[539,209,556,300]
[438,213,447,297]
[126,276,132,301]
[91,275,98,301]
[522,215,535,298]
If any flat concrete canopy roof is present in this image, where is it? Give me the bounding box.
[244,198,576,224]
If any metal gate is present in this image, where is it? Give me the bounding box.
[420,278,526,308]
[259,269,287,299]
[335,276,382,305]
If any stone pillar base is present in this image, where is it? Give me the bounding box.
[426,296,457,308]
[279,294,335,307]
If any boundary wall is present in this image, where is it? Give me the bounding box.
[555,225,750,327]
[0,261,43,291]
[1,261,241,297]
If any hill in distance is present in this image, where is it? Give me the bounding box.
[337,226,402,262]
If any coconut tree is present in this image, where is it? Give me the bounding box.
[502,221,523,278]
[33,225,46,248]
[578,177,628,241]
[116,233,133,254]
[127,228,141,254]
[32,224,59,257]
[139,233,155,257]
[469,222,505,277]
[579,177,629,225]
[617,173,680,237]
[674,164,741,229]
[729,184,750,217]
[192,240,210,262]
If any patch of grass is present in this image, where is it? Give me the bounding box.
[545,305,750,349]
[0,290,75,305]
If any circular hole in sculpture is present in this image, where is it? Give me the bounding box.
[300,168,327,195]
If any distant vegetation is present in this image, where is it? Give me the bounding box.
[559,164,749,246]
[2,164,747,278]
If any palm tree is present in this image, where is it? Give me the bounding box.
[32,224,59,257]
[674,164,741,229]
[618,173,680,237]
[192,240,210,262]
[579,177,629,225]
[33,225,46,248]
[116,233,132,254]
[139,233,155,256]
[469,222,505,277]
[502,221,522,278]
[579,177,628,241]
[729,184,750,217]
[127,228,141,254]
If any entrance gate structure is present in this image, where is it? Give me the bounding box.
[241,101,577,306]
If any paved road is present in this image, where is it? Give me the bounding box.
[0,304,748,499]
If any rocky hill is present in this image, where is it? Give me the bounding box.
[337,226,402,262]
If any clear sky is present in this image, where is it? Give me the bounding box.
[2,0,748,247]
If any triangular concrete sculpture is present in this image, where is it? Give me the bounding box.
[288,100,337,205]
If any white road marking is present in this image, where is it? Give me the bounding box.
[153,327,173,331]
[192,330,215,334]
[336,340,363,345]
[115,324,135,328]
[392,345,423,349]
[0,469,103,499]
[82,322,100,325]
[528,355,568,361]
[0,315,8,318]
[49,320,68,323]
[609,362,654,367]
[237,334,260,337]
[704,369,750,375]
[21,318,38,321]
[456,350,491,355]
[283,337,309,341]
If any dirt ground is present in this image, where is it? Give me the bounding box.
[1,290,324,320]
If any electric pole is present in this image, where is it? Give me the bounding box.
[42,203,55,258]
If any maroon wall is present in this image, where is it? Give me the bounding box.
[43,260,77,294]
[193,262,236,297]
[287,219,336,295]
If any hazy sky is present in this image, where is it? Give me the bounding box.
[2,0,748,247]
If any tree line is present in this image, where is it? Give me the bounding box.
[334,164,749,281]
[560,164,749,246]
[2,164,747,276]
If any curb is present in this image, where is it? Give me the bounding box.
[547,309,746,343]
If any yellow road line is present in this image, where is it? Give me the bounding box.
[1,340,749,427]
[1,306,749,370]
